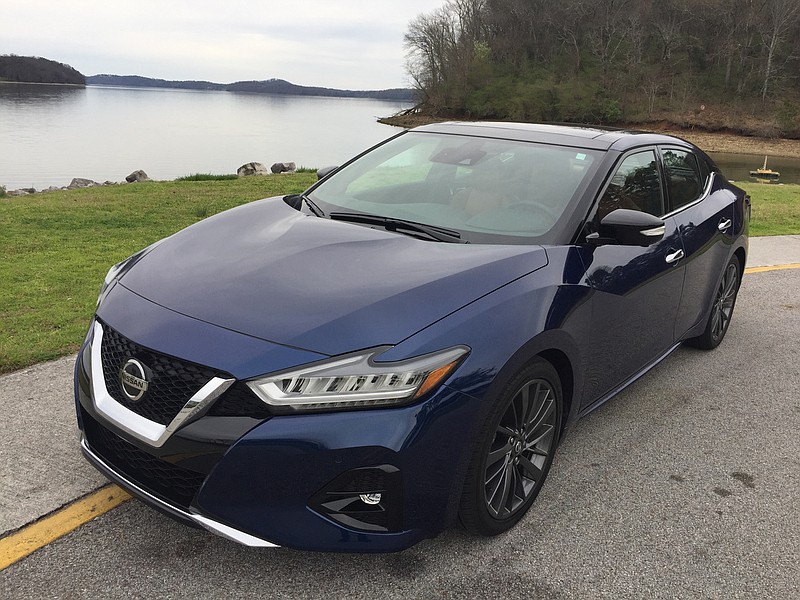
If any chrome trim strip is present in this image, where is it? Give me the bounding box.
[641,225,666,237]
[189,514,280,547]
[81,435,193,518]
[89,321,234,448]
[661,172,716,220]
[80,437,279,547]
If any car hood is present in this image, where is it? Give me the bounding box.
[119,197,548,356]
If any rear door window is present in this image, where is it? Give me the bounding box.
[662,148,704,212]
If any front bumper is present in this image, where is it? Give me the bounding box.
[75,307,481,552]
[80,435,277,547]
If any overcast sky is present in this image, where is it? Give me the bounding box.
[2,0,444,90]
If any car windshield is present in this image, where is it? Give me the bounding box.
[308,131,602,244]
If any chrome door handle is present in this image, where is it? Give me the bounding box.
[718,219,732,232]
[665,249,685,264]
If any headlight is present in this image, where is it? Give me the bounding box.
[247,346,469,413]
[96,260,126,307]
[96,240,164,308]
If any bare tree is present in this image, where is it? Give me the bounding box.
[405,0,489,110]
[405,7,458,104]
[759,0,800,100]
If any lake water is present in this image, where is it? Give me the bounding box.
[2,84,799,190]
[708,152,800,185]
[0,83,412,190]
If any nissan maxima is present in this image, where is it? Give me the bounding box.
[75,122,749,551]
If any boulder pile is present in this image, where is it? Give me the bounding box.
[3,160,305,197]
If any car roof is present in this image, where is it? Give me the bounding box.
[411,121,695,152]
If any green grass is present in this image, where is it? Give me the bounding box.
[0,176,797,373]
[0,174,316,373]
[739,182,800,236]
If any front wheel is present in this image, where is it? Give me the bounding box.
[460,358,562,536]
[687,255,741,350]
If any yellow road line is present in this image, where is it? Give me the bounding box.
[0,484,131,571]
[745,263,800,274]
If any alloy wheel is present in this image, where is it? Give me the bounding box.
[483,379,557,519]
[711,262,739,343]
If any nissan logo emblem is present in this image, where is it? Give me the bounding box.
[120,358,149,402]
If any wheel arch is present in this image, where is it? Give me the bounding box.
[476,329,583,440]
[733,246,746,277]
[537,348,575,439]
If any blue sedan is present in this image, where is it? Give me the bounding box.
[75,122,749,551]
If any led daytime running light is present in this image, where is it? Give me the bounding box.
[247,346,469,412]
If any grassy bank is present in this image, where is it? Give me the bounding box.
[0,176,797,373]
[741,182,800,236]
[0,174,316,372]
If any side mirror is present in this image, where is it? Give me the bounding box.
[316,165,339,180]
[587,209,665,246]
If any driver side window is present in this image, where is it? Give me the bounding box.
[596,150,664,222]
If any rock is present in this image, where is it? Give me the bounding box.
[103,181,116,186]
[42,186,63,193]
[67,178,99,189]
[237,162,268,177]
[271,162,296,174]
[7,189,34,196]
[125,170,149,183]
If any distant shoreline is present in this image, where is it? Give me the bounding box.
[0,80,85,88]
[86,74,415,102]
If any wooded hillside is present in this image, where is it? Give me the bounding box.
[405,0,800,137]
[0,55,85,85]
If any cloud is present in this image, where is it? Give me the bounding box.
[0,0,445,89]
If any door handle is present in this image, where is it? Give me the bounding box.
[718,218,732,232]
[665,249,684,264]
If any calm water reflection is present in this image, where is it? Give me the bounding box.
[2,84,798,190]
[709,152,800,185]
[0,83,411,190]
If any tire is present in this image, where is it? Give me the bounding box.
[686,255,741,350]
[459,358,562,536]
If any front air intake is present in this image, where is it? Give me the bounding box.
[309,465,403,533]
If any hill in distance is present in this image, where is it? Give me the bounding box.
[0,55,413,101]
[0,55,85,85]
[87,74,415,101]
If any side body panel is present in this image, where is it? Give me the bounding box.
[673,176,739,337]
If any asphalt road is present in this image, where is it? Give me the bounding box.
[1,268,799,599]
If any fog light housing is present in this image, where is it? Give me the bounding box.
[309,465,402,533]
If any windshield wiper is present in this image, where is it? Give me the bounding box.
[329,212,465,243]
[302,194,325,217]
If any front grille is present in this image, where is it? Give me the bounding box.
[99,320,219,425]
[208,382,272,419]
[82,410,207,509]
